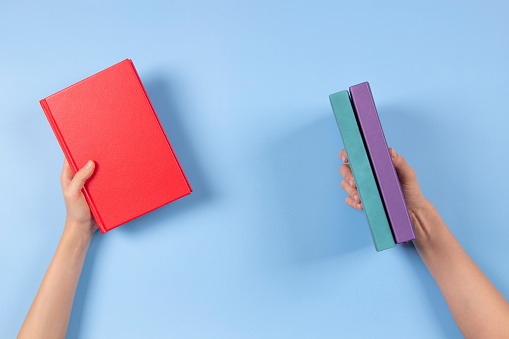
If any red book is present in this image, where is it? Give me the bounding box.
[40,59,192,233]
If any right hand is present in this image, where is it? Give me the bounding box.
[338,148,425,213]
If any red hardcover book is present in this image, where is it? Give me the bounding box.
[40,59,192,233]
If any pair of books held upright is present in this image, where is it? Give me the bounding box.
[329,82,415,251]
[41,60,192,233]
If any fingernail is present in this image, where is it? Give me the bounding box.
[357,204,362,209]
[349,180,354,187]
[353,193,359,202]
[341,155,347,162]
[391,148,398,159]
[85,160,93,169]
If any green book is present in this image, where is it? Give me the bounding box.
[329,90,395,251]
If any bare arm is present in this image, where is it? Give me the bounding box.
[18,159,97,339]
[411,198,509,338]
[339,148,509,338]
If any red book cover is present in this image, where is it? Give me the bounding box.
[40,59,192,233]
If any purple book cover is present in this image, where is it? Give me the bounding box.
[349,82,416,243]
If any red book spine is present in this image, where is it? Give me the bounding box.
[40,99,107,233]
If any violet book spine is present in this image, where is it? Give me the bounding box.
[349,82,415,243]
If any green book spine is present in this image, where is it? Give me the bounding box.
[329,90,395,251]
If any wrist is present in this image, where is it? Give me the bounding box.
[410,198,452,256]
[57,222,94,264]
[64,219,96,242]
[408,197,432,221]
[409,198,437,247]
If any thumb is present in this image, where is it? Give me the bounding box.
[69,160,95,194]
[389,148,417,186]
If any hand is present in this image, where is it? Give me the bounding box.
[339,148,425,213]
[60,159,98,236]
[18,159,97,339]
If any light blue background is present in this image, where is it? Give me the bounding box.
[1,1,508,338]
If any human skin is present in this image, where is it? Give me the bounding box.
[16,147,509,338]
[18,159,97,339]
[339,147,509,339]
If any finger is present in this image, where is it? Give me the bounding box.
[68,160,95,194]
[346,196,363,210]
[389,148,417,185]
[60,159,73,187]
[340,180,361,204]
[339,149,348,163]
[339,164,356,188]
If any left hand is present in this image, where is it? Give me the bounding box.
[60,159,98,236]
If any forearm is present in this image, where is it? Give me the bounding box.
[411,199,509,338]
[18,221,93,339]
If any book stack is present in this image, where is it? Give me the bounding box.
[329,82,415,251]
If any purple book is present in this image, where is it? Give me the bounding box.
[349,82,415,243]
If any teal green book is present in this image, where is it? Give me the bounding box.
[329,90,395,251]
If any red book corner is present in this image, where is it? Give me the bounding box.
[40,59,192,233]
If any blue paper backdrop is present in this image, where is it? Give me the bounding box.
[1,1,508,338]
